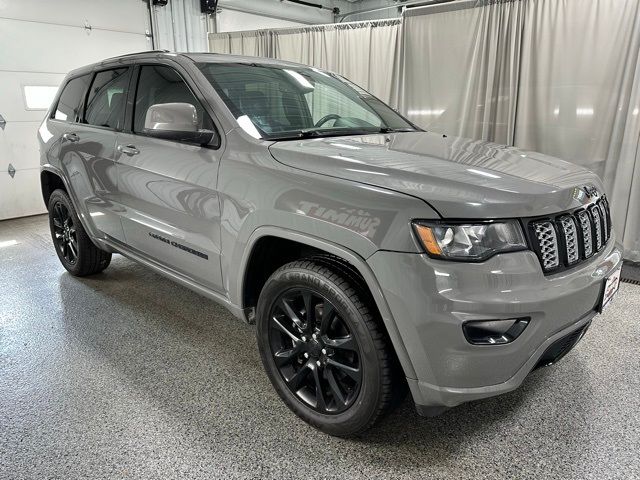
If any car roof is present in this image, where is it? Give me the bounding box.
[181,52,307,68]
[66,50,313,78]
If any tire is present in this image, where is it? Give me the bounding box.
[306,254,409,410]
[48,189,111,276]
[256,259,396,437]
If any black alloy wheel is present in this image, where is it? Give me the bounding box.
[47,188,112,276]
[268,288,362,414]
[257,258,401,436]
[52,201,78,265]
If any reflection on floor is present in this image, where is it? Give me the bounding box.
[1,214,639,479]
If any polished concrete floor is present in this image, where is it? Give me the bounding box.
[1,214,639,480]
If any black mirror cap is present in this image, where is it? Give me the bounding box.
[142,128,218,147]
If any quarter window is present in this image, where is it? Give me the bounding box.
[84,68,130,130]
[133,65,213,134]
[53,75,91,122]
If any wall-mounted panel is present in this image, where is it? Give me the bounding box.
[0,122,42,171]
[0,19,150,74]
[0,0,149,34]
[0,169,43,220]
[0,0,151,220]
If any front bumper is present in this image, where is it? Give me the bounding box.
[367,236,623,412]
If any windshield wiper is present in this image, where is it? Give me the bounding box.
[378,127,417,133]
[268,128,373,141]
[269,126,416,141]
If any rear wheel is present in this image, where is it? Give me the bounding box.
[48,189,111,276]
[256,259,397,436]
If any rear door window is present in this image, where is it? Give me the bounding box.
[53,74,92,122]
[84,68,130,130]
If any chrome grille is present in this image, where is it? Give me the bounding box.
[534,221,559,270]
[598,202,609,242]
[576,211,593,258]
[559,215,579,264]
[530,196,611,273]
[590,205,603,250]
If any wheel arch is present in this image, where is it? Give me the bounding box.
[237,226,417,379]
[40,166,104,247]
[41,168,68,208]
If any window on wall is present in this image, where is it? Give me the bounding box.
[24,86,59,110]
[84,68,130,130]
[53,75,92,122]
[133,65,213,134]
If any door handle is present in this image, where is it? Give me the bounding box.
[117,144,140,156]
[62,132,79,143]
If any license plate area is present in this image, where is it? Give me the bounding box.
[598,264,622,313]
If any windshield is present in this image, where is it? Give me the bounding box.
[197,62,418,140]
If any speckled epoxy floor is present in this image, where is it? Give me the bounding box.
[1,215,639,480]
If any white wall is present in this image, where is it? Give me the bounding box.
[213,1,404,33]
[215,0,343,31]
[339,0,403,22]
[0,0,151,220]
[216,9,304,32]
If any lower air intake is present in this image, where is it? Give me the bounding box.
[535,322,590,369]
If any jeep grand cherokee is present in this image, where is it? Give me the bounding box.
[39,52,623,436]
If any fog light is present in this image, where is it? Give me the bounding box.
[462,318,530,345]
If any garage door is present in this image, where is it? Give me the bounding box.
[0,0,151,220]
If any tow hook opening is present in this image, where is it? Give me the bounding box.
[463,317,530,345]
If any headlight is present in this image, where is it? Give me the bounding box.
[412,220,527,261]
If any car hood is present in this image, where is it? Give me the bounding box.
[268,132,603,219]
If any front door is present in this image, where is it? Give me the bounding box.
[115,64,224,293]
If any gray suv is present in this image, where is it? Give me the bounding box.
[39,51,623,436]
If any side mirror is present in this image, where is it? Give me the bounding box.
[142,102,217,146]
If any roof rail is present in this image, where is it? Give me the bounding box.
[99,50,172,63]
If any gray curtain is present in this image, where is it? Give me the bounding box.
[208,1,640,261]
[209,30,271,56]
[273,21,402,106]
[515,0,640,261]
[210,20,403,107]
[401,0,525,145]
[153,0,209,52]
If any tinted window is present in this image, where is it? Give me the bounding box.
[54,75,91,122]
[197,63,416,139]
[133,65,212,133]
[84,68,130,130]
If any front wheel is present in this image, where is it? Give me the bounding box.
[256,259,397,436]
[48,189,111,276]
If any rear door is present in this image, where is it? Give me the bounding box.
[54,67,132,241]
[115,63,224,293]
